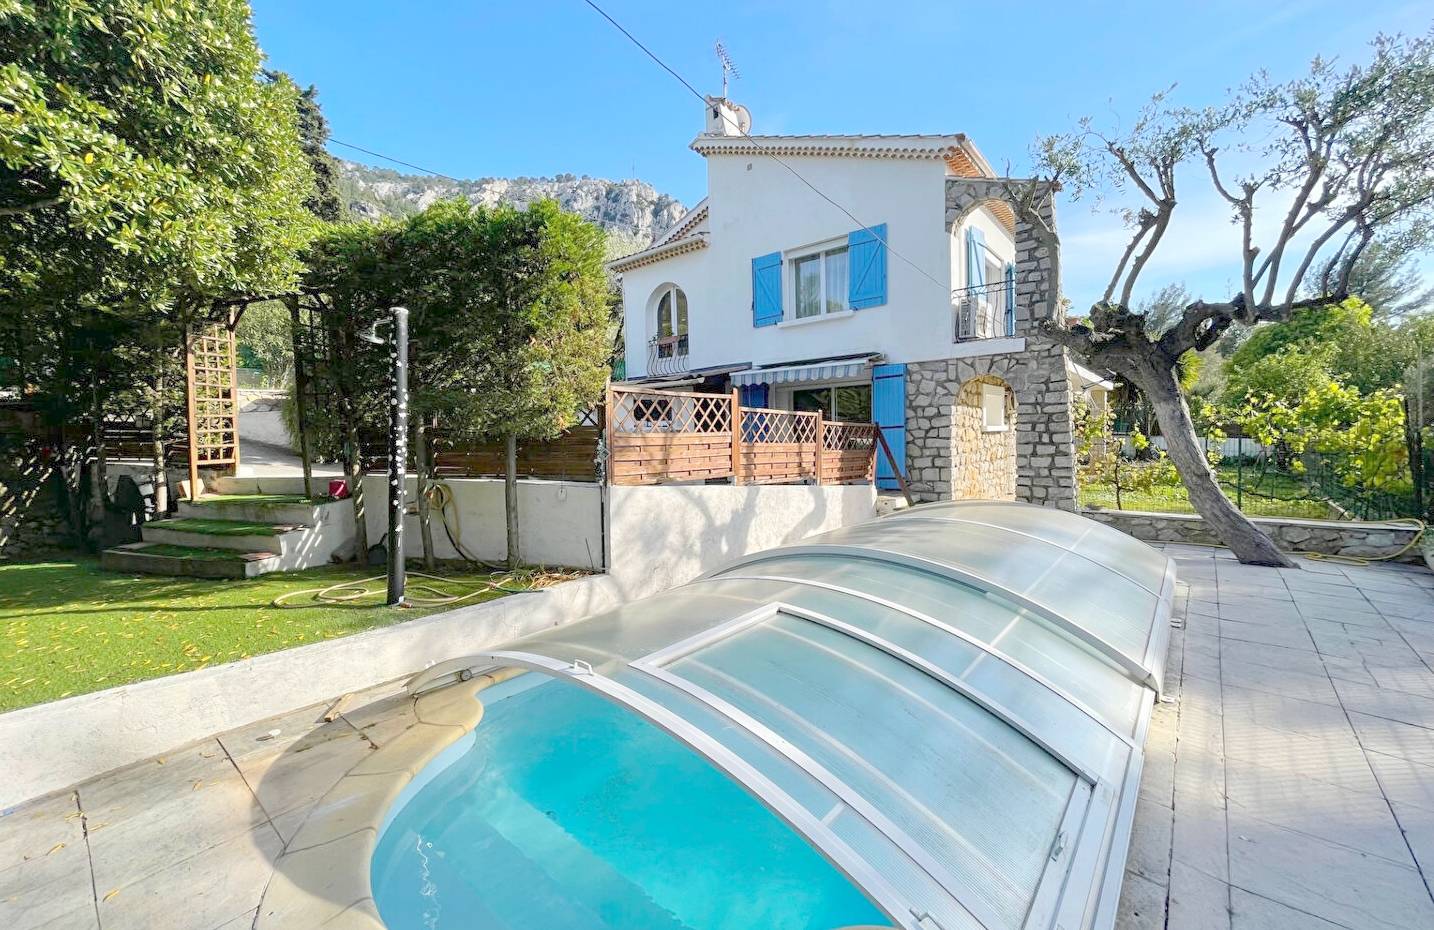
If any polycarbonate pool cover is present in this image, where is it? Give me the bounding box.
[472,500,1175,930]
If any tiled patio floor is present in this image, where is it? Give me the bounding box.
[1,547,1431,930]
[1118,545,1434,930]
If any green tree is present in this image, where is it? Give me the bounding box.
[264,73,344,223]
[1034,30,1434,566]
[299,199,610,568]
[1,0,315,522]
[1,0,314,305]
[466,200,610,567]
[1315,239,1434,321]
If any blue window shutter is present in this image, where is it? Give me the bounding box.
[848,223,888,309]
[872,363,906,489]
[738,383,768,408]
[751,252,783,327]
[1004,262,1016,336]
[965,227,986,290]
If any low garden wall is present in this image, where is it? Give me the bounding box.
[1082,507,1425,563]
[0,446,71,559]
[3,480,878,807]
[606,482,877,590]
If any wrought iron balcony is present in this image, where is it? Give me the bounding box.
[647,334,690,377]
[953,281,1014,342]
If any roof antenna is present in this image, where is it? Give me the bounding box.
[715,41,740,97]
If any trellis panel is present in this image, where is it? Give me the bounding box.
[183,318,239,495]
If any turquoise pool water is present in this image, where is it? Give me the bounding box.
[371,674,889,930]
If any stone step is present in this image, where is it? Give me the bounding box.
[100,542,281,579]
[177,494,334,526]
[141,517,304,554]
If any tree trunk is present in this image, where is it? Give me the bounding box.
[1134,363,1296,568]
[149,372,168,515]
[335,323,367,560]
[56,423,85,545]
[504,433,519,569]
[414,417,435,570]
[87,373,108,543]
[1403,395,1425,519]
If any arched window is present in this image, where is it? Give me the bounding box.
[654,285,688,358]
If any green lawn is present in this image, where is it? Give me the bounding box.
[1080,463,1339,520]
[0,558,540,713]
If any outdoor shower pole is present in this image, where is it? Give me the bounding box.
[386,306,409,607]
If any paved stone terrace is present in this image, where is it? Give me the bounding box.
[1,548,1431,929]
[1118,546,1434,930]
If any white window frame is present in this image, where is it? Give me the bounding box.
[785,237,850,322]
[981,382,1008,432]
[652,284,689,358]
[783,381,873,421]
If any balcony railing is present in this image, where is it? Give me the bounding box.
[647,333,690,376]
[604,384,899,490]
[953,281,1014,342]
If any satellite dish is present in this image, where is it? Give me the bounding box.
[731,103,752,134]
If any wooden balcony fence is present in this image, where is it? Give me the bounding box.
[605,384,889,487]
[361,425,602,482]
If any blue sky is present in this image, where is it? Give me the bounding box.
[251,0,1433,308]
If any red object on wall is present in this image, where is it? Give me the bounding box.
[328,478,349,499]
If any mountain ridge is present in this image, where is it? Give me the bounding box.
[337,160,687,255]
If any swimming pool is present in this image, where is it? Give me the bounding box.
[372,674,890,930]
[370,501,1174,930]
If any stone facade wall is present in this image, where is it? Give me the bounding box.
[951,375,1016,500]
[1082,508,1426,563]
[905,178,1077,508]
[0,438,73,559]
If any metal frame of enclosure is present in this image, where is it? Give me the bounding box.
[444,500,1174,930]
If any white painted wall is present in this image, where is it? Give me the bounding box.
[211,475,604,570]
[606,483,877,591]
[237,390,294,450]
[360,477,604,571]
[4,481,878,807]
[621,153,1018,378]
[952,204,1016,291]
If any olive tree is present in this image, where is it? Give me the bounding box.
[1026,31,1434,566]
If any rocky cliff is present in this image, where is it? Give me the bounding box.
[337,160,686,253]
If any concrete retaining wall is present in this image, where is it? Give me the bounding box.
[212,475,605,570]
[606,482,877,591]
[1082,508,1424,562]
[237,389,293,451]
[0,574,638,809]
[4,480,877,807]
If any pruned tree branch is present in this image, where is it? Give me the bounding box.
[0,197,61,217]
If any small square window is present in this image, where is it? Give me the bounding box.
[981,383,1008,432]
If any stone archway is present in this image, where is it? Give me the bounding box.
[904,178,1078,510]
[952,374,1017,500]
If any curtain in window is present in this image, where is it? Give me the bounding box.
[825,247,849,314]
[795,256,822,318]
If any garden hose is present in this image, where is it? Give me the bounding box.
[422,480,504,569]
[1300,518,1427,566]
[271,570,534,609]
[273,478,578,608]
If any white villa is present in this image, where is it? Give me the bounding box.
[609,98,1108,505]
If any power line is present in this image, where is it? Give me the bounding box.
[329,138,463,183]
[577,0,955,298]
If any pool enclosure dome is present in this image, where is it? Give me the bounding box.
[452,500,1176,930]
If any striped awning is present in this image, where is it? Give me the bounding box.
[730,353,880,388]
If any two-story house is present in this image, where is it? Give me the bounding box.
[609,99,1097,508]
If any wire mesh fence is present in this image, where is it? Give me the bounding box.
[1081,434,1432,522]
